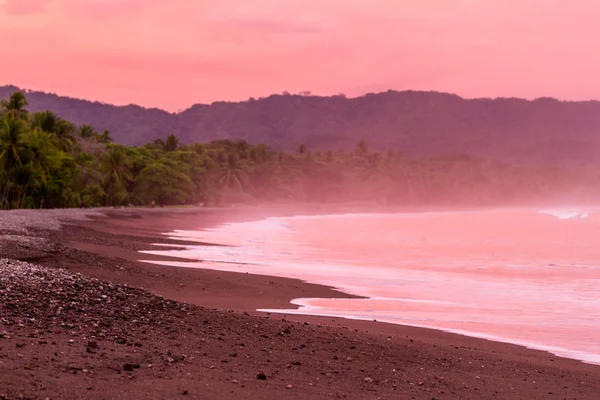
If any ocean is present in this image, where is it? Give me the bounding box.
[140,207,600,364]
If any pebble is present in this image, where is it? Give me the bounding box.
[0,209,102,234]
[123,363,140,371]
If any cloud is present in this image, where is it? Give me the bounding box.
[2,0,47,15]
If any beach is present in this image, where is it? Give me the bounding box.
[1,207,600,400]
[144,209,600,364]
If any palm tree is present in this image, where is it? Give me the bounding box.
[25,128,61,185]
[0,118,30,208]
[100,147,132,206]
[10,128,65,209]
[96,130,113,144]
[30,111,76,151]
[0,92,29,120]
[164,134,180,152]
[78,124,96,138]
[218,153,248,191]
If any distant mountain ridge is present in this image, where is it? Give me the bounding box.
[2,85,599,168]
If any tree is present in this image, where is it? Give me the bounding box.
[134,159,194,205]
[0,91,597,210]
[0,92,29,120]
[218,153,248,191]
[78,124,96,138]
[234,139,250,158]
[355,140,368,157]
[0,118,29,171]
[297,144,308,155]
[0,118,29,208]
[97,130,113,144]
[19,128,64,208]
[100,146,132,206]
[164,134,180,152]
[151,138,166,149]
[30,111,76,151]
[249,144,271,164]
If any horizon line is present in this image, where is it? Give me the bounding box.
[2,83,600,114]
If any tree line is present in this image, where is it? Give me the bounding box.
[0,91,596,210]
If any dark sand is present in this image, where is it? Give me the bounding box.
[1,207,600,399]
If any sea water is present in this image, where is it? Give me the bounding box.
[139,208,600,364]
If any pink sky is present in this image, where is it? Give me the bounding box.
[1,0,600,111]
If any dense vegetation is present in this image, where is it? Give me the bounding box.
[0,91,597,210]
[3,85,600,169]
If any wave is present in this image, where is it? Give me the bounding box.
[538,208,590,220]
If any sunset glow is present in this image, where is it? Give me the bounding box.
[2,0,599,111]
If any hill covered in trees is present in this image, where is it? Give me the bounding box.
[1,91,598,211]
[2,85,600,169]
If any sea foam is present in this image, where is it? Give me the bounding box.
[538,208,590,219]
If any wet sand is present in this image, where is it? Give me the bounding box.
[2,207,600,399]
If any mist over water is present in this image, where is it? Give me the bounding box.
[140,208,600,364]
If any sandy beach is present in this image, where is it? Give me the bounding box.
[2,207,600,400]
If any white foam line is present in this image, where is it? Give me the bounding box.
[538,209,590,220]
[258,303,600,366]
[320,296,466,305]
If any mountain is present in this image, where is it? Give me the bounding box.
[2,85,600,168]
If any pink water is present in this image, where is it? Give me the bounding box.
[140,208,600,364]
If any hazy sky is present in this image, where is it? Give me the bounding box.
[1,0,599,111]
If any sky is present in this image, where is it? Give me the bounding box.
[1,0,600,111]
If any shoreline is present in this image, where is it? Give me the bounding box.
[139,207,600,367]
[265,306,600,367]
[56,207,600,361]
[2,207,600,399]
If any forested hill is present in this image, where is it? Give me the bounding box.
[2,85,600,168]
[1,90,599,210]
